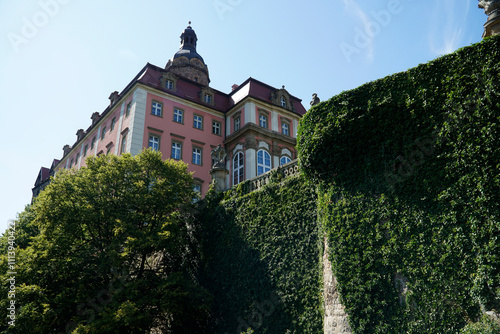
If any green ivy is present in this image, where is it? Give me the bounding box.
[298,36,500,333]
[197,176,322,333]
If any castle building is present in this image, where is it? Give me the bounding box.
[32,24,307,198]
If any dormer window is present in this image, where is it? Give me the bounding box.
[200,87,215,105]
[280,96,287,108]
[161,73,177,91]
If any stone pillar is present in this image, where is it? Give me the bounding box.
[210,167,229,192]
[323,238,352,334]
[479,0,500,37]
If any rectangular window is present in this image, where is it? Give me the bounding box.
[212,121,221,135]
[282,122,289,136]
[101,126,106,140]
[204,94,212,104]
[234,117,241,131]
[91,136,96,149]
[171,141,182,160]
[111,117,116,131]
[259,114,267,128]
[192,147,202,165]
[173,108,184,123]
[126,103,132,117]
[166,80,174,90]
[83,144,88,157]
[193,184,201,203]
[76,153,80,164]
[69,159,74,168]
[193,115,203,130]
[120,134,127,154]
[152,101,163,117]
[149,135,160,151]
[280,96,287,108]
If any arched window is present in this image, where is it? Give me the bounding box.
[257,149,271,176]
[233,152,244,185]
[280,156,291,166]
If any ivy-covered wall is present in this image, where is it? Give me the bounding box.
[198,174,323,333]
[298,36,500,333]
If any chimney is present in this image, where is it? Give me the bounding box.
[91,112,101,126]
[63,145,72,156]
[232,84,239,91]
[76,129,86,141]
[109,91,120,106]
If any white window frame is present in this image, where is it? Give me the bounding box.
[174,108,184,123]
[171,141,182,160]
[257,149,271,176]
[148,135,160,151]
[280,156,291,166]
[193,115,203,130]
[120,134,127,154]
[233,151,244,185]
[259,114,267,128]
[234,116,241,131]
[192,147,202,165]
[280,96,287,108]
[212,120,221,135]
[166,80,174,90]
[282,122,289,136]
[152,101,163,117]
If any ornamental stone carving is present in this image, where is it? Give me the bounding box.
[210,145,229,192]
[211,144,226,168]
[479,0,500,15]
[479,0,500,37]
[244,137,258,150]
[310,93,320,106]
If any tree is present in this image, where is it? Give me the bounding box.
[0,150,212,333]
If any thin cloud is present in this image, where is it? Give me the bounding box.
[429,0,469,55]
[342,0,374,62]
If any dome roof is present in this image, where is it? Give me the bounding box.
[165,23,210,85]
[172,25,205,64]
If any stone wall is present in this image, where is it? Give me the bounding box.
[323,238,352,334]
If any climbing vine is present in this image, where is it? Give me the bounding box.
[299,36,500,333]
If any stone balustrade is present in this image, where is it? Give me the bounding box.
[248,160,300,192]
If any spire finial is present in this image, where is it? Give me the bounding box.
[188,21,192,27]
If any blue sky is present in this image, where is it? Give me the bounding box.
[0,0,488,234]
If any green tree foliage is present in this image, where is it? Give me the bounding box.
[0,150,211,333]
[461,315,500,334]
[298,36,500,333]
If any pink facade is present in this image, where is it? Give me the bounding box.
[34,25,307,199]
